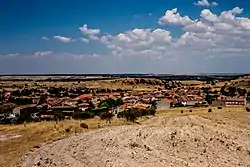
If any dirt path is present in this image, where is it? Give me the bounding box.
[18,113,250,167]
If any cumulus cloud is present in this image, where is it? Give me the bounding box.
[194,0,218,7]
[79,38,90,43]
[97,7,250,65]
[79,24,100,35]
[53,36,75,43]
[33,51,53,58]
[2,7,250,73]
[99,28,173,60]
[158,8,193,25]
[88,35,99,41]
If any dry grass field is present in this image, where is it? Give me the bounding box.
[0,117,136,167]
[0,78,161,92]
[0,107,249,167]
[16,108,250,167]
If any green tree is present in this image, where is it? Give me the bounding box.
[205,94,213,105]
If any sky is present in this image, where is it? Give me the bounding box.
[1,0,250,74]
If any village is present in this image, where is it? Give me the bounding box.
[0,76,249,124]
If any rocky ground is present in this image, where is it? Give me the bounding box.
[17,112,250,167]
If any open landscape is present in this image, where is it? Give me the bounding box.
[2,0,250,166]
[17,108,250,167]
[0,74,250,167]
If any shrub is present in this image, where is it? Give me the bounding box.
[117,112,124,118]
[54,112,65,121]
[16,113,33,124]
[146,107,156,116]
[208,108,212,113]
[123,110,137,122]
[181,110,183,114]
[246,107,250,112]
[189,110,192,112]
[73,111,94,120]
[65,128,71,133]
[80,123,88,129]
[100,112,114,120]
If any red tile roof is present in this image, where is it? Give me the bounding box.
[79,94,93,100]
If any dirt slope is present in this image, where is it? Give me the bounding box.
[18,112,250,167]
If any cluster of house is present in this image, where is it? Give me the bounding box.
[0,84,248,121]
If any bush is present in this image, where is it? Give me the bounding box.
[189,110,192,112]
[123,110,137,122]
[208,109,212,113]
[54,112,65,121]
[16,113,33,124]
[146,107,156,116]
[181,110,183,114]
[80,123,88,129]
[118,107,156,123]
[65,128,71,133]
[73,111,94,120]
[100,112,114,120]
[117,112,124,118]
[246,107,250,112]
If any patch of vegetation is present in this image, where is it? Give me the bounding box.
[72,111,94,120]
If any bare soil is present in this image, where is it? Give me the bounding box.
[18,112,250,167]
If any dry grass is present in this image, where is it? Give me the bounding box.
[85,79,160,91]
[0,107,248,167]
[0,117,134,167]
[157,106,247,117]
[1,79,160,92]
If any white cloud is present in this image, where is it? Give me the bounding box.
[158,8,193,25]
[88,35,99,40]
[200,9,218,22]
[96,6,250,63]
[33,51,53,58]
[0,53,19,58]
[41,36,49,41]
[79,38,89,43]
[79,24,100,35]
[100,28,173,59]
[194,0,218,7]
[53,36,75,43]
[3,7,250,73]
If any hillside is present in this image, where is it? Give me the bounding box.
[18,111,250,167]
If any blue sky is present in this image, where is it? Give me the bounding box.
[1,0,250,74]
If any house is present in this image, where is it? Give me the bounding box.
[211,100,226,107]
[185,100,204,106]
[78,94,93,101]
[156,99,173,110]
[78,102,90,111]
[51,105,76,112]
[0,103,16,114]
[12,104,37,116]
[225,96,246,106]
[132,103,151,110]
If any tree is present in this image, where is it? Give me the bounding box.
[150,100,157,110]
[205,94,213,105]
[116,98,123,106]
[228,86,237,96]
[220,86,228,96]
[87,100,95,109]
[100,111,114,123]
[38,95,47,105]
[146,107,156,116]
